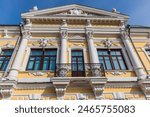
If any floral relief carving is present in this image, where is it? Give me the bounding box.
[110,71,126,76]
[30,71,46,76]
[39,38,48,47]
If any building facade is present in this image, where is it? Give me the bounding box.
[0,4,150,100]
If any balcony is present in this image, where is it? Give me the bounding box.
[54,63,105,77]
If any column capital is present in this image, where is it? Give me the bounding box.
[120,29,129,40]
[22,29,31,39]
[86,19,92,27]
[60,29,68,39]
[61,19,67,27]
[86,30,94,39]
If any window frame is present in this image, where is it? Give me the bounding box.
[26,48,57,71]
[96,47,130,71]
[0,49,14,71]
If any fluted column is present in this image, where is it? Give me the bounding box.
[8,29,31,81]
[121,30,146,79]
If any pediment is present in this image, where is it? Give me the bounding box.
[22,4,129,19]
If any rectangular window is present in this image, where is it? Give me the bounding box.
[26,49,57,71]
[97,49,127,70]
[146,49,150,57]
[71,50,85,77]
[0,49,13,71]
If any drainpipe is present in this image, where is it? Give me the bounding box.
[2,23,23,79]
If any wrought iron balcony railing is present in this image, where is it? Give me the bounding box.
[54,63,105,77]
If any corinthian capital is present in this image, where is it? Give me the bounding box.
[60,30,68,39]
[86,30,93,39]
[23,30,31,39]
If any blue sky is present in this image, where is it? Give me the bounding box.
[0,0,150,26]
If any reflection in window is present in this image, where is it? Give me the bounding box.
[27,49,57,71]
[97,49,127,70]
[0,49,13,71]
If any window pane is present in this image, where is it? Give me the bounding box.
[45,50,57,55]
[112,57,120,70]
[102,51,108,55]
[72,51,83,56]
[34,60,41,70]
[105,57,112,70]
[78,63,84,71]
[118,57,126,70]
[31,50,43,55]
[43,60,49,70]
[1,50,13,55]
[111,51,116,55]
[116,51,121,55]
[0,49,13,71]
[99,57,105,69]
[2,61,9,71]
[50,61,55,70]
[27,61,34,70]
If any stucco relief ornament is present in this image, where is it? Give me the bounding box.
[61,19,67,27]
[39,38,48,47]
[103,39,112,50]
[86,20,92,27]
[69,8,87,15]
[60,30,68,39]
[86,31,93,39]
[23,30,31,39]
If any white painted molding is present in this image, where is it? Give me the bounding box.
[107,77,137,82]
[20,47,31,71]
[68,47,87,63]
[18,78,51,83]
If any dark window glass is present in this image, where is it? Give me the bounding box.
[71,50,85,77]
[0,49,13,71]
[97,49,127,70]
[27,49,57,71]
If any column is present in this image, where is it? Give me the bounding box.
[85,20,101,76]
[60,29,68,63]
[121,30,146,79]
[8,29,31,81]
[57,20,68,77]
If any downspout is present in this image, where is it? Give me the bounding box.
[2,23,23,79]
[126,25,149,76]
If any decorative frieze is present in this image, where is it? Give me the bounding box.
[39,38,48,47]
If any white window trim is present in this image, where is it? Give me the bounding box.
[68,47,87,63]
[95,46,133,70]
[22,46,59,71]
[142,47,150,63]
